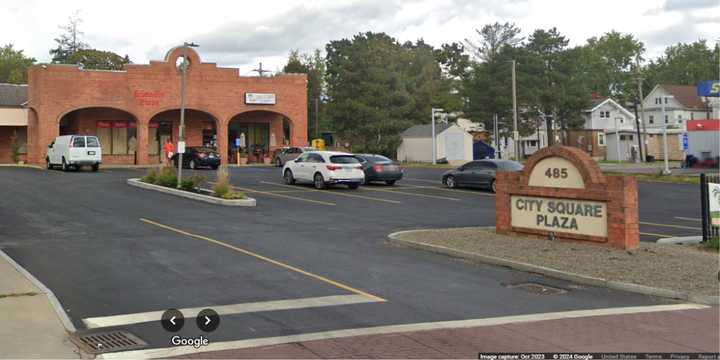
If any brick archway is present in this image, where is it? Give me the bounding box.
[147,108,220,164]
[226,110,296,164]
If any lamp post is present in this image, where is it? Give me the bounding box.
[177,42,199,188]
[511,60,519,160]
[660,95,674,175]
[431,108,444,165]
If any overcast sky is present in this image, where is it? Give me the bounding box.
[2,0,718,74]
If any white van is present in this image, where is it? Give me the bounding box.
[47,135,102,171]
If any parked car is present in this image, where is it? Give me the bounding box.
[441,159,523,192]
[46,135,102,172]
[274,147,314,167]
[354,154,403,185]
[282,151,365,189]
[171,147,220,170]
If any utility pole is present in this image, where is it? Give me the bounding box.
[431,108,444,165]
[493,113,500,159]
[252,62,271,77]
[315,98,320,139]
[635,57,647,162]
[177,42,199,188]
[511,60,519,160]
[661,95,674,175]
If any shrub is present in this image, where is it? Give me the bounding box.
[141,167,159,184]
[180,174,206,192]
[213,165,231,198]
[704,236,719,252]
[10,130,20,163]
[221,191,245,200]
[154,166,177,187]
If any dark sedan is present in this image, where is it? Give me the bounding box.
[172,147,221,170]
[442,159,523,192]
[355,154,403,185]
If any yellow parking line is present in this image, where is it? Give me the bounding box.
[640,221,700,231]
[640,231,675,238]
[259,181,402,204]
[361,186,460,201]
[401,184,495,197]
[140,218,385,302]
[207,182,336,206]
[674,216,701,222]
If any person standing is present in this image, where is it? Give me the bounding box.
[163,138,175,165]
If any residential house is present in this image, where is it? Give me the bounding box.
[567,96,636,160]
[641,84,712,131]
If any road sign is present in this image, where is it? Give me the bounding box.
[682,133,688,151]
[235,138,241,147]
[177,141,185,154]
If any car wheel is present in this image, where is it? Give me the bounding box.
[91,163,99,172]
[189,159,196,170]
[276,158,282,167]
[385,180,396,186]
[445,175,456,188]
[313,173,326,190]
[61,158,69,172]
[491,179,496,193]
[46,158,52,170]
[283,169,295,185]
[348,183,359,190]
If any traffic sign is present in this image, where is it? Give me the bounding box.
[682,133,688,151]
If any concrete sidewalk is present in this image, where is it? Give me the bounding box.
[184,307,719,358]
[0,250,83,358]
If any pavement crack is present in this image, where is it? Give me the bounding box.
[0,291,40,299]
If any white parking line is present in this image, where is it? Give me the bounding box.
[674,216,701,222]
[83,294,376,329]
[260,181,402,204]
[99,303,707,359]
[401,184,495,197]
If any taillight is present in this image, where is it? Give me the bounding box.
[326,165,341,171]
[373,164,383,172]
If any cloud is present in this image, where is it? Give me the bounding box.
[663,0,719,11]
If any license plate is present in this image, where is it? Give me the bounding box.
[87,151,95,155]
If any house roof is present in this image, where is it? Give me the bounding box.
[0,83,28,107]
[659,84,706,109]
[585,97,635,118]
[400,123,453,138]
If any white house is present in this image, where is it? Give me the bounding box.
[641,84,711,131]
[397,123,473,164]
[582,97,636,132]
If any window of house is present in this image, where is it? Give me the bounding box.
[598,133,606,147]
[649,115,654,124]
[619,118,624,124]
[664,115,668,123]
[664,97,668,104]
[691,113,694,120]
[677,115,683,124]
[599,111,604,118]
[605,111,610,118]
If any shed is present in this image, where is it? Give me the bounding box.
[396,123,473,164]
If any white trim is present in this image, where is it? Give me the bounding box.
[587,98,635,119]
[99,303,707,359]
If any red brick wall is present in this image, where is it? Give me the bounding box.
[0,126,28,163]
[496,145,639,250]
[26,46,308,165]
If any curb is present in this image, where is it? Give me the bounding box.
[387,231,720,306]
[127,178,256,206]
[0,249,76,332]
[656,236,702,245]
[0,164,44,170]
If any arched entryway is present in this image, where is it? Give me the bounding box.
[148,109,219,164]
[227,110,292,164]
[57,107,138,164]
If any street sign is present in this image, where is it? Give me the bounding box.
[235,138,241,147]
[682,133,688,151]
[177,141,185,154]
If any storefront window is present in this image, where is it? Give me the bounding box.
[96,121,137,155]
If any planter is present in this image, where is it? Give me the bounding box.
[239,157,248,165]
[263,157,272,165]
[127,178,256,206]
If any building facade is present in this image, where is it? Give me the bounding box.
[396,123,473,165]
[641,84,711,132]
[0,84,28,163]
[25,46,308,165]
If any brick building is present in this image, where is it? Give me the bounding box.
[23,46,307,165]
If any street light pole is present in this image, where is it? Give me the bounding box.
[511,60,519,160]
[177,42,199,188]
[431,108,444,165]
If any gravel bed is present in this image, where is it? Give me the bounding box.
[394,227,719,296]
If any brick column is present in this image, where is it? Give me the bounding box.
[136,118,149,165]
[217,119,228,165]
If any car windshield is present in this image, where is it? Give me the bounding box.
[369,155,391,162]
[86,137,99,147]
[497,161,524,171]
[330,155,360,164]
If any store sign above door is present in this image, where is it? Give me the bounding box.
[245,93,276,105]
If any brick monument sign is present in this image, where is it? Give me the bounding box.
[496,145,639,250]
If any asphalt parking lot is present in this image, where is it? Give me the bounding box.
[0,165,701,353]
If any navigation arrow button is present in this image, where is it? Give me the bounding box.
[196,309,219,332]
[161,309,184,332]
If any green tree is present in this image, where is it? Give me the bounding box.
[465,22,522,62]
[583,31,645,104]
[67,49,131,70]
[50,11,89,64]
[283,49,326,140]
[645,40,719,89]
[0,44,35,84]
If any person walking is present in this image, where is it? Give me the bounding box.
[163,138,175,165]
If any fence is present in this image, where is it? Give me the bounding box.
[700,173,720,242]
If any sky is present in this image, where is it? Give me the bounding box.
[2,0,718,75]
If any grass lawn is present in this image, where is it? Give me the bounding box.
[604,172,700,185]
